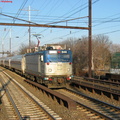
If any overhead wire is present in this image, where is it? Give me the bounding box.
[28,0,83,37]
[42,30,82,45]
[30,0,35,6]
[35,0,88,43]
[49,0,85,21]
[45,0,64,16]
[13,0,29,23]
[36,0,100,40]
[92,12,120,35]
[93,13,120,27]
[102,29,120,35]
[29,0,64,37]
[2,0,29,51]
[2,0,120,52]
[38,0,100,45]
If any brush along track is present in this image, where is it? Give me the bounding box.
[0,71,62,120]
[54,88,120,120]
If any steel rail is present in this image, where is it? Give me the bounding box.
[2,71,62,120]
[72,77,120,96]
[66,88,120,110]
[24,79,77,110]
[0,79,23,120]
[64,88,120,120]
[74,76,120,86]
[76,102,113,120]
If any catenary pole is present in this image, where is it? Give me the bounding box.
[28,6,31,49]
[88,0,92,78]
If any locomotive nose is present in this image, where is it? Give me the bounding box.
[57,62,62,70]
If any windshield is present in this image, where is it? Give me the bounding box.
[47,54,70,62]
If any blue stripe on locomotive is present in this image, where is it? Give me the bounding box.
[44,50,72,63]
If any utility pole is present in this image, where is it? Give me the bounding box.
[22,6,38,49]
[1,28,12,56]
[28,6,31,49]
[88,0,92,78]
[1,28,6,57]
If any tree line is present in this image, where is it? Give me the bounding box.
[61,34,120,76]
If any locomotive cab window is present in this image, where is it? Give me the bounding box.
[47,54,57,62]
[46,54,70,62]
[60,54,70,62]
[41,55,43,62]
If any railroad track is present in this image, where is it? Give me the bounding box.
[73,76,120,89]
[0,70,62,120]
[71,76,120,99]
[54,88,120,120]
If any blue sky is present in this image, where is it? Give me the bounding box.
[0,0,120,54]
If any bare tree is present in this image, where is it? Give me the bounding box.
[60,37,76,51]
[73,36,88,75]
[18,41,36,54]
[62,35,112,76]
[92,34,111,75]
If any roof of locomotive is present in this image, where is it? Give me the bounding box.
[25,49,72,56]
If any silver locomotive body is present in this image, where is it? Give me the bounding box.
[24,49,73,87]
[24,52,43,77]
